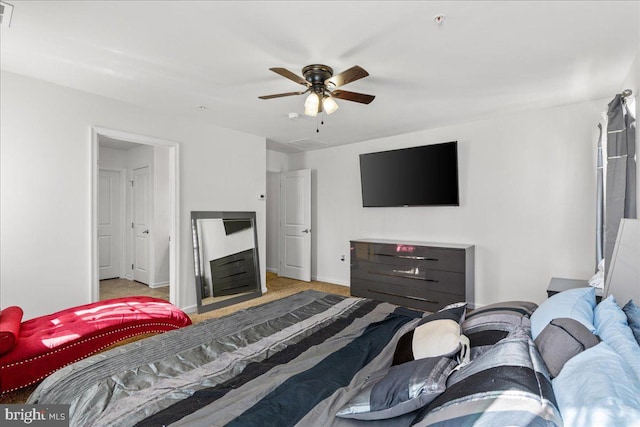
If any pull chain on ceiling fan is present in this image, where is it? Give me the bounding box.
[259,64,375,117]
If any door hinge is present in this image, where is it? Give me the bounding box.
[130,180,134,187]
[131,222,134,229]
[131,263,134,270]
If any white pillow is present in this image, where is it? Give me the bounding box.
[412,319,470,365]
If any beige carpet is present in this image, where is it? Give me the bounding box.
[0,272,351,404]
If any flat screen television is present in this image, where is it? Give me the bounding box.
[359,141,459,207]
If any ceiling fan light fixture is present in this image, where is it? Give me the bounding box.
[260,64,374,118]
[304,92,319,116]
[323,96,339,114]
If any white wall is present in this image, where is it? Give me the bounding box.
[266,149,290,173]
[0,71,266,319]
[289,100,605,306]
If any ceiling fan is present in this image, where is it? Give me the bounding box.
[259,64,375,116]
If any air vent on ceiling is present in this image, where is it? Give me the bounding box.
[288,138,328,150]
[0,1,14,27]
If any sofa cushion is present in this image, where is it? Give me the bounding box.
[0,306,23,356]
[0,297,192,393]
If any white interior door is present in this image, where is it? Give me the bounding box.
[133,166,151,285]
[280,169,311,281]
[98,169,121,280]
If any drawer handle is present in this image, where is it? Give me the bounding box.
[372,253,439,262]
[368,269,439,283]
[368,289,438,304]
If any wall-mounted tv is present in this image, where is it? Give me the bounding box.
[359,141,459,207]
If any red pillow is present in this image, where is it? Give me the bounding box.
[0,306,23,355]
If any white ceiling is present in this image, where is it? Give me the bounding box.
[1,1,638,153]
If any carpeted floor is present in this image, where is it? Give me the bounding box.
[0,272,350,404]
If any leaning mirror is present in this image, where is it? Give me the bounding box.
[191,211,262,313]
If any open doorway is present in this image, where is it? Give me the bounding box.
[91,127,180,306]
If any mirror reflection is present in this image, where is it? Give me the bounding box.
[191,211,262,313]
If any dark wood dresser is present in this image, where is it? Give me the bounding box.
[350,239,474,312]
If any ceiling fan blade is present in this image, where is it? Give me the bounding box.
[331,90,375,104]
[325,66,369,88]
[259,91,307,100]
[269,67,310,87]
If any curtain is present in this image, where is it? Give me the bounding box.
[603,94,637,274]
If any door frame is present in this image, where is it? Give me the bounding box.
[98,167,127,280]
[266,169,282,275]
[91,126,180,306]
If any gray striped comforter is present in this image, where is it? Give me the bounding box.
[28,291,561,427]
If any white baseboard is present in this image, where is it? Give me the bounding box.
[181,304,197,314]
[149,281,169,289]
[266,267,279,274]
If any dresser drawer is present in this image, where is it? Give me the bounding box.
[352,243,465,273]
[351,261,465,295]
[351,278,465,312]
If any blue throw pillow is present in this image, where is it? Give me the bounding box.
[622,299,640,346]
[594,295,640,382]
[553,342,640,427]
[530,287,596,340]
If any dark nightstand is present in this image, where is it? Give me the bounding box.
[547,277,603,303]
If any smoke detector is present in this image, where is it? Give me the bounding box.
[0,1,14,27]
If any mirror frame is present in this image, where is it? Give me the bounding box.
[191,211,262,313]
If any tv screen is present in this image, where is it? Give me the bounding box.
[359,141,459,207]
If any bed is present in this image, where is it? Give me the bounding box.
[26,289,575,427]
[29,259,640,427]
[23,223,640,426]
